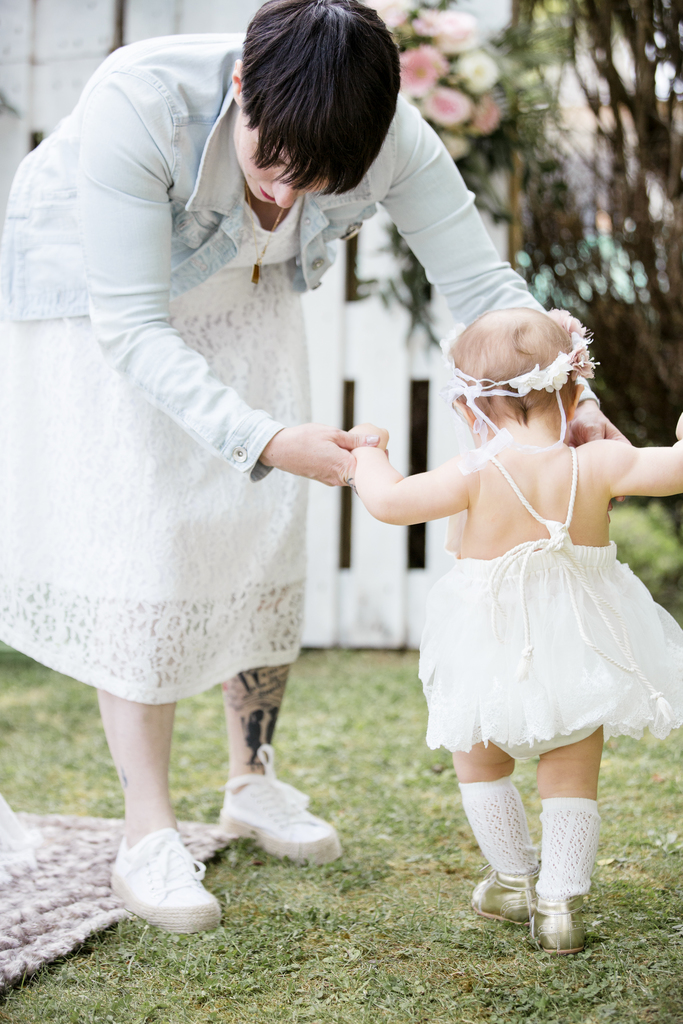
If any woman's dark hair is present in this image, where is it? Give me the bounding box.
[241,0,401,194]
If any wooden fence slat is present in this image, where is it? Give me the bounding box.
[0,60,29,225]
[339,211,411,647]
[32,56,104,133]
[33,0,117,62]
[0,0,32,64]
[300,242,346,647]
[175,0,260,35]
[124,0,177,43]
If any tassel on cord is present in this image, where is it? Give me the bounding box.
[515,645,534,682]
[652,692,674,732]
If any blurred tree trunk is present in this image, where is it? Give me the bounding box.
[517,0,683,446]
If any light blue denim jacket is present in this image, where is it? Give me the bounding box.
[0,34,545,478]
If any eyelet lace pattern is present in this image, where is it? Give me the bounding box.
[0,260,310,702]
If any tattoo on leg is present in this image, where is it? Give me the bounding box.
[224,665,289,771]
[243,708,265,765]
[265,706,279,745]
[119,766,128,789]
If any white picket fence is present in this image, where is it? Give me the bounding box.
[0,0,511,649]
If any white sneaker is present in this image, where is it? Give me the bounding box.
[220,744,342,865]
[111,827,221,933]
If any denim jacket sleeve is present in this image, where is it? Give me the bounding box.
[78,73,284,478]
[382,99,542,322]
[380,99,597,403]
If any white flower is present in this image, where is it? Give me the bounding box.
[441,131,471,160]
[547,359,571,392]
[508,365,544,395]
[366,0,410,28]
[440,324,465,367]
[455,50,499,94]
[509,354,573,395]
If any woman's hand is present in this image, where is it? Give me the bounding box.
[350,422,389,450]
[259,423,381,487]
[567,400,629,447]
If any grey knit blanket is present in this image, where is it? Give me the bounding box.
[0,814,234,990]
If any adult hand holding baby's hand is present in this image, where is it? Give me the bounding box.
[568,401,629,446]
[259,423,382,487]
[350,423,389,450]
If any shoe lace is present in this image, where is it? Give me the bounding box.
[128,832,207,899]
[224,744,311,828]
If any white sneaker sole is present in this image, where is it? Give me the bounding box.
[219,812,342,865]
[111,871,221,933]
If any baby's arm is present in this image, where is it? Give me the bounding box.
[601,414,683,497]
[349,422,469,525]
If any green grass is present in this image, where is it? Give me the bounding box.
[1,648,682,1023]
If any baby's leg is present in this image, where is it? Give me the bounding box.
[453,744,538,877]
[535,728,603,904]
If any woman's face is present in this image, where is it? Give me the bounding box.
[232,61,302,209]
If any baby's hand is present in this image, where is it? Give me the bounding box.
[350,422,389,450]
[677,412,683,441]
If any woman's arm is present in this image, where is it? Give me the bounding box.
[349,423,469,525]
[78,75,284,477]
[381,98,542,324]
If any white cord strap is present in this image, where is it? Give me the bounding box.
[488,449,673,730]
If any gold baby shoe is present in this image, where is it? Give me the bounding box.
[471,868,538,925]
[531,895,585,954]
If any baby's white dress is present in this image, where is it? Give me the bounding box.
[419,447,683,755]
[0,198,309,704]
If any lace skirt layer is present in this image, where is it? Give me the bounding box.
[419,545,683,752]
[0,263,310,703]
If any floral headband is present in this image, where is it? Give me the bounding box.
[440,309,597,475]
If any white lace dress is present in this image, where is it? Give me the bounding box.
[419,448,683,755]
[0,198,310,704]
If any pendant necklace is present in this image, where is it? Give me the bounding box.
[244,184,285,285]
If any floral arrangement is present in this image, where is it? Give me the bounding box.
[368,1,503,164]
[360,1,561,342]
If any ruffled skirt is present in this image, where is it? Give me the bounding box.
[419,542,683,753]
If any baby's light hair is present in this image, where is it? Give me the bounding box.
[449,308,580,425]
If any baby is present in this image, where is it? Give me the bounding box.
[350,307,683,954]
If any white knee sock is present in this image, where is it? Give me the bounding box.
[459,777,539,875]
[536,797,601,901]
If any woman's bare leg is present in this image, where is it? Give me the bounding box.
[221,665,290,780]
[97,690,177,846]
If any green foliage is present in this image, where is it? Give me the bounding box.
[1,650,682,1022]
[380,10,567,340]
[515,1,683,447]
[609,501,683,623]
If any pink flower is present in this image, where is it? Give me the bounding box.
[548,308,588,339]
[400,46,449,98]
[471,94,501,135]
[548,309,596,379]
[434,11,478,55]
[422,87,473,128]
[412,10,442,36]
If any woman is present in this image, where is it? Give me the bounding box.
[0,0,618,932]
